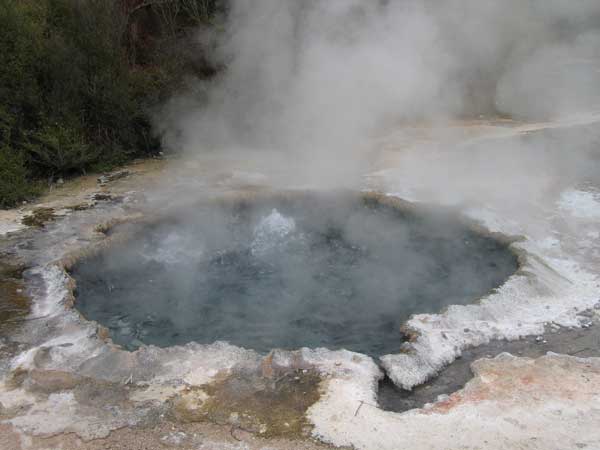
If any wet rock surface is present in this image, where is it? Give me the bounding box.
[0,421,346,450]
[97,170,130,186]
[0,263,29,336]
[378,313,600,412]
[171,368,322,438]
[21,208,56,228]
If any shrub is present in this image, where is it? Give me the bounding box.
[0,0,223,208]
[0,147,39,208]
[26,124,99,175]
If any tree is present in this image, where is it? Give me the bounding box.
[181,0,215,25]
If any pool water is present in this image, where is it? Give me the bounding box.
[72,193,518,355]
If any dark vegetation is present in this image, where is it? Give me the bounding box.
[0,0,223,207]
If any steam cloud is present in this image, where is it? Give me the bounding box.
[78,1,600,355]
[156,0,600,188]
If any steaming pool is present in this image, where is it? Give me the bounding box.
[72,193,518,355]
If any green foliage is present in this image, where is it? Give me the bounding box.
[26,124,98,174]
[0,0,151,206]
[0,147,40,208]
[0,1,44,142]
[0,0,223,208]
[37,0,155,165]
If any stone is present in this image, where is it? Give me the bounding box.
[160,431,188,447]
[21,208,56,228]
[97,170,130,185]
[26,370,81,393]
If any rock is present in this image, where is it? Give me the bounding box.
[97,170,130,185]
[171,388,210,422]
[21,207,56,227]
[96,325,111,341]
[26,369,81,393]
[160,431,189,447]
[91,192,124,202]
[261,352,275,379]
[66,203,92,211]
[92,193,113,201]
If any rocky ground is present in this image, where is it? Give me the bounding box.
[1,114,600,449]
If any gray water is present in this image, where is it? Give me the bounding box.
[72,194,518,355]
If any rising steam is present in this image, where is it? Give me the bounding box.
[156,0,600,188]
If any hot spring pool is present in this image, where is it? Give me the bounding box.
[71,193,518,355]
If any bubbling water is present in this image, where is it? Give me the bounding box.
[72,193,518,355]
